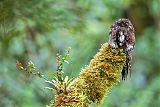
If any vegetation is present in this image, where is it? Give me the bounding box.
[0,0,160,107]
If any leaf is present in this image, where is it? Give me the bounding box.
[64,76,69,83]
[66,77,76,88]
[45,87,57,93]
[45,80,55,86]
[52,79,63,90]
[64,60,69,64]
[27,60,35,69]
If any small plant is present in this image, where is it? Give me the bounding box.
[16,47,76,106]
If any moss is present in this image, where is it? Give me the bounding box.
[49,43,126,107]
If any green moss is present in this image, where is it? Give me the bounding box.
[49,43,126,107]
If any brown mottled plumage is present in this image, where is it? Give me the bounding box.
[108,18,135,80]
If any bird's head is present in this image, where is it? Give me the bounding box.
[108,18,135,51]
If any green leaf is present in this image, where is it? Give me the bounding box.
[27,61,35,69]
[66,77,76,88]
[64,76,69,83]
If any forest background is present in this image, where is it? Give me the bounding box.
[0,0,160,107]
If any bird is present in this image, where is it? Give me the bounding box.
[108,18,135,80]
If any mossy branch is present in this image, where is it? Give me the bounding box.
[16,43,126,107]
[49,43,126,107]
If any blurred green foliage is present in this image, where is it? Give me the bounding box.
[0,0,160,107]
